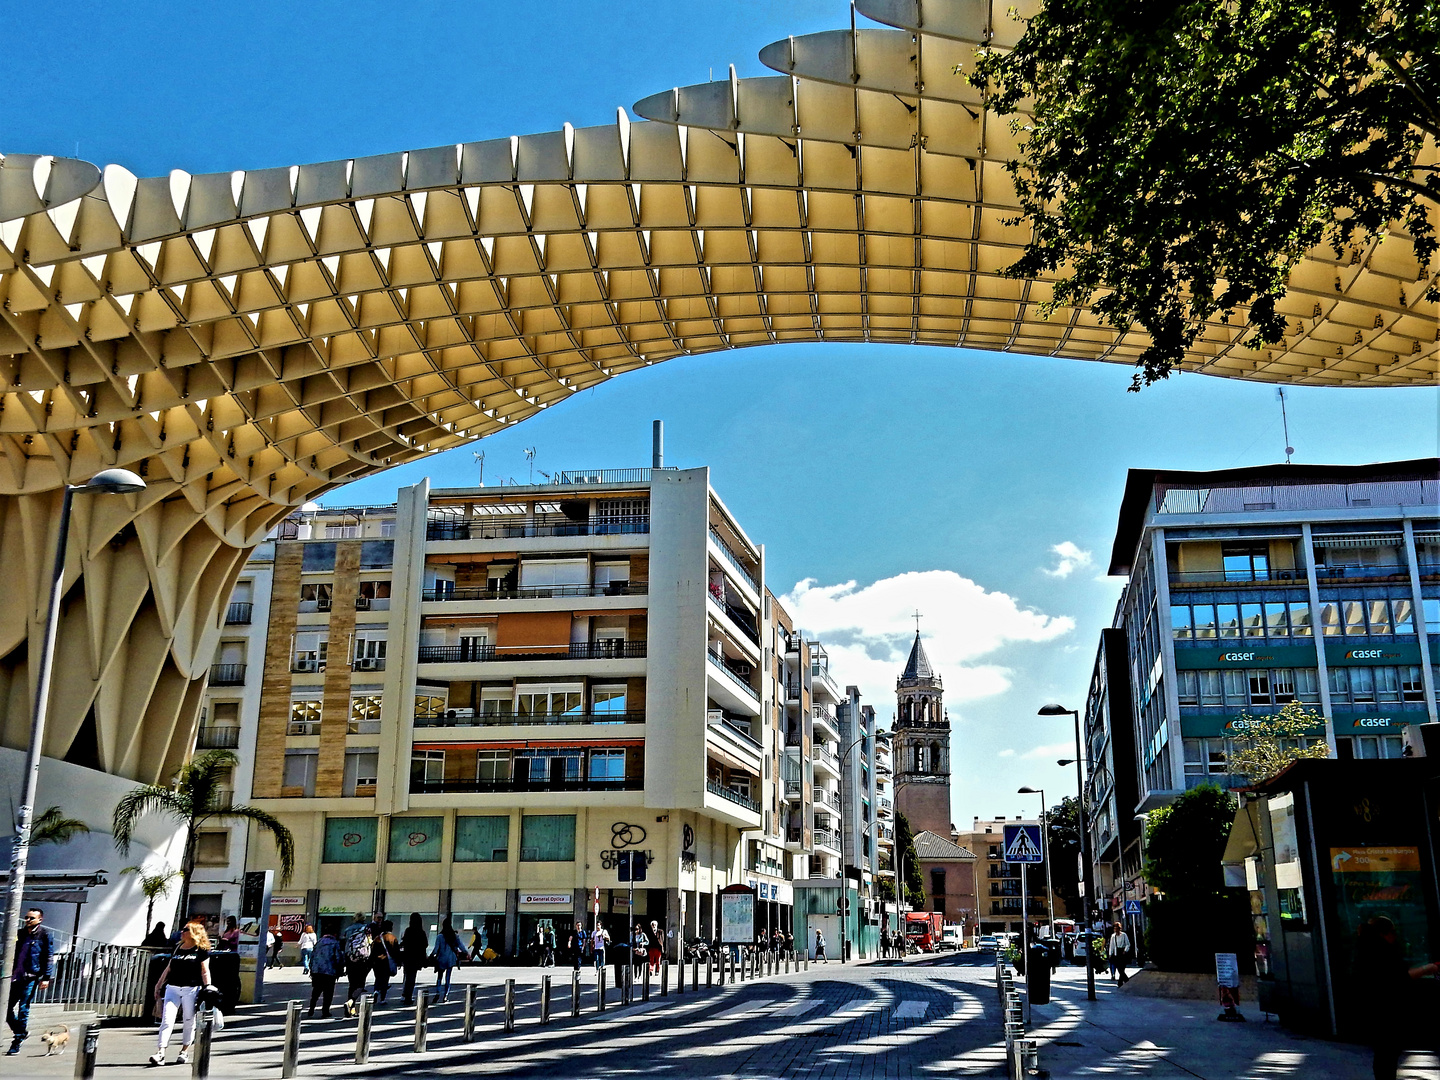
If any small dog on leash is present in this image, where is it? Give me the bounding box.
[40,1028,70,1056]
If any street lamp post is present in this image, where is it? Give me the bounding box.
[0,470,147,1030]
[1017,787,1055,939]
[1038,703,1096,1002]
[836,728,888,965]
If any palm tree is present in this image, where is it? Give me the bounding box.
[112,749,295,921]
[120,863,184,929]
[30,806,91,846]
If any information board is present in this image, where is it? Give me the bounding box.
[719,885,756,945]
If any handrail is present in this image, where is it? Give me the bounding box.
[417,641,647,663]
[706,780,760,813]
[708,527,760,590]
[424,582,647,602]
[414,711,645,728]
[411,777,639,794]
[209,663,246,685]
[1167,568,1307,584]
[224,601,253,624]
[427,517,649,541]
[706,651,759,699]
[196,725,241,749]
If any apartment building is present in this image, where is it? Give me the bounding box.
[1105,460,1439,812]
[1082,627,1141,922]
[957,817,1054,936]
[215,466,797,953]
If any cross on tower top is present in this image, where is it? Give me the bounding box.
[913,609,922,634]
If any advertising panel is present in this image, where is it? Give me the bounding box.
[719,885,756,945]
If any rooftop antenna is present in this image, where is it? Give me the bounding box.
[524,447,537,484]
[472,450,485,487]
[1276,388,1295,463]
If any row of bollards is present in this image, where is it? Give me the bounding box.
[262,948,809,1075]
[996,956,1039,1080]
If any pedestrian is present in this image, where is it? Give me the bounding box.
[785,930,794,958]
[591,923,610,975]
[143,922,170,949]
[267,926,283,969]
[5,908,55,1056]
[431,918,464,1003]
[307,930,345,1018]
[219,916,239,952]
[569,921,588,973]
[149,919,212,1067]
[1108,923,1132,986]
[880,927,891,959]
[1356,916,1439,1080]
[543,923,557,967]
[341,912,381,1018]
[298,924,317,975]
[400,913,429,1006]
[468,926,484,963]
[374,920,399,1003]
[648,921,664,975]
[815,929,828,963]
[632,923,651,979]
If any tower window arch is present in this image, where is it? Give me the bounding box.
[930,741,941,773]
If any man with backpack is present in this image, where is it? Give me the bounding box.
[341,912,383,1017]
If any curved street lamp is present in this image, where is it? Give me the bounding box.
[1038,702,1096,1002]
[0,470,147,1027]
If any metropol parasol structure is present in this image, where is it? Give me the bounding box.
[0,0,1434,789]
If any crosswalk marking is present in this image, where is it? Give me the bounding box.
[894,1001,930,1019]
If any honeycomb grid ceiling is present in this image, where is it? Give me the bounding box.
[0,0,1436,542]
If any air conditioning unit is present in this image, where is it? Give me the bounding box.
[355,657,382,671]
[317,598,332,612]
[707,710,724,725]
[521,847,540,861]
[294,659,318,673]
[355,596,372,610]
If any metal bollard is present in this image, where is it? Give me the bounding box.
[785,950,791,974]
[571,970,581,1016]
[355,994,374,1065]
[282,1001,301,1078]
[598,967,607,1013]
[413,990,429,1053]
[191,1009,214,1079]
[661,959,669,997]
[73,1022,99,1080]
[504,978,516,1032]
[693,955,700,991]
[706,954,713,988]
[643,962,651,1002]
[463,984,477,1042]
[739,950,747,982]
[540,974,552,1024]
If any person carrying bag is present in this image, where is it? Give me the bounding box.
[149,920,214,1067]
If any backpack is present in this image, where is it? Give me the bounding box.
[344,922,375,964]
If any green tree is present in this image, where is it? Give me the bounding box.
[29,806,90,846]
[972,0,1440,387]
[112,749,294,921]
[1225,701,1332,785]
[1044,797,1082,918]
[893,812,926,908]
[1142,784,1250,970]
[120,863,184,929]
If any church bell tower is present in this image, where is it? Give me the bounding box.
[893,630,951,836]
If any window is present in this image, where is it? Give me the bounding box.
[282,750,318,796]
[1319,602,1343,636]
[589,748,625,782]
[518,559,588,589]
[1217,604,1241,638]
[1171,605,1192,640]
[293,632,327,671]
[353,634,386,670]
[1393,599,1416,635]
[1222,544,1269,582]
[476,750,510,782]
[515,685,582,718]
[454,816,510,862]
[1272,669,1297,704]
[1350,735,1407,760]
[514,748,582,784]
[1249,670,1272,705]
[592,685,628,719]
[410,750,445,788]
[388,816,443,862]
[325,523,360,539]
[1344,600,1368,636]
[1329,667,1351,703]
[1177,670,1199,706]
[299,582,333,610]
[481,688,513,718]
[289,698,322,735]
[350,695,383,733]
[357,580,392,608]
[593,560,630,589]
[380,521,397,537]
[1265,603,1289,637]
[1375,667,1402,704]
[1241,603,1265,638]
[359,540,394,569]
[519,814,576,861]
[1350,667,1376,704]
[1193,604,1217,639]
[343,749,379,796]
[1368,599,1393,636]
[1295,668,1321,703]
[415,693,446,720]
[1199,670,1224,706]
[195,831,230,866]
[1182,738,1228,775]
[1427,599,1440,633]
[322,817,378,863]
[1290,601,1312,636]
[1222,669,1248,707]
[1401,666,1425,702]
[930,868,947,899]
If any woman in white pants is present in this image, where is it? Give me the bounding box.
[151,920,213,1067]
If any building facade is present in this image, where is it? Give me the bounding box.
[956,817,1054,936]
[911,830,977,939]
[893,634,951,837]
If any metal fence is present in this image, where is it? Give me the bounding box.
[32,931,158,1019]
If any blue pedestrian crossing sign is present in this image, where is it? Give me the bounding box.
[1124,900,1143,915]
[1002,824,1044,864]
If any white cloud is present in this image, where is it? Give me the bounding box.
[779,570,1074,720]
[1022,741,1074,760]
[1042,541,1094,579]
[997,749,1016,758]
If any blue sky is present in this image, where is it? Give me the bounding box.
[12,0,1437,827]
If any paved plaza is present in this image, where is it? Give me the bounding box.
[9,953,1439,1079]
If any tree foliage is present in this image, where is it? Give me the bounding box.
[1044,796,1082,919]
[893,812,927,908]
[1225,700,1332,785]
[120,863,183,928]
[30,806,90,846]
[113,749,294,921]
[973,0,1440,387]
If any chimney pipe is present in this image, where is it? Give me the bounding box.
[652,420,663,469]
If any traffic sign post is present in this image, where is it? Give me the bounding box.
[1124,900,1143,915]
[1003,824,1044,864]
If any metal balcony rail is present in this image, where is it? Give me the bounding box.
[708,527,759,591]
[224,601,253,624]
[813,788,841,810]
[1314,563,1411,580]
[209,663,246,686]
[423,582,647,602]
[410,776,638,794]
[811,744,839,767]
[195,725,241,749]
[706,589,761,644]
[1167,568,1308,585]
[417,640,647,663]
[784,680,802,700]
[783,731,804,747]
[813,828,842,851]
[426,516,650,541]
[706,651,758,698]
[549,467,672,485]
[414,710,646,727]
[706,780,760,813]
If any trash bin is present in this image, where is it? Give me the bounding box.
[1026,942,1051,1005]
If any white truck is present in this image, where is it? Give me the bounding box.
[938,925,964,951]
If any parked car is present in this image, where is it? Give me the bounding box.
[939,926,963,951]
[976,934,999,951]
